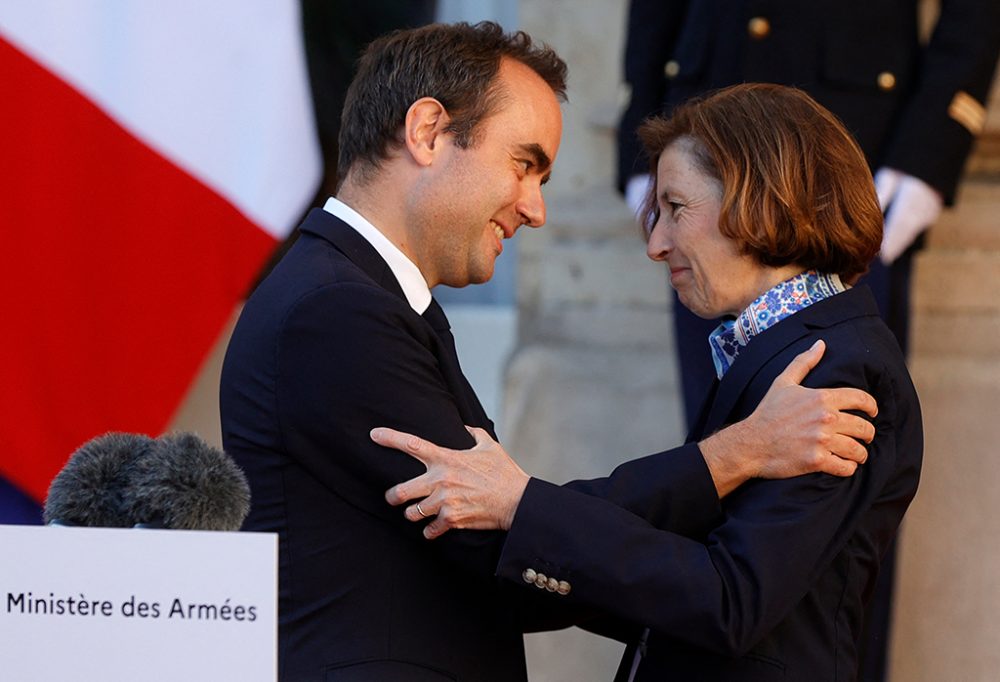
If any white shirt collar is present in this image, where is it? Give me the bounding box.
[322,197,432,314]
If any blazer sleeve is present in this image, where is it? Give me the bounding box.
[560,442,723,538]
[497,332,920,656]
[511,444,723,634]
[880,0,1000,203]
[275,281,503,572]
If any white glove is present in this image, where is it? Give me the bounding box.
[874,167,943,265]
[625,174,654,222]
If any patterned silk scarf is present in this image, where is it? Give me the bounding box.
[708,270,846,378]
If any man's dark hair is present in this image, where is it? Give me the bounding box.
[337,21,567,184]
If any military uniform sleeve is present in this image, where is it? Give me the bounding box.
[881,0,1000,203]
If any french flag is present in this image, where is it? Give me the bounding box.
[0,1,321,521]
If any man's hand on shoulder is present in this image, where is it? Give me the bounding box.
[699,340,877,497]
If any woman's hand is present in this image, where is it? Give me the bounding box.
[372,426,529,539]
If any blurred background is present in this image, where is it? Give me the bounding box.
[2,1,998,679]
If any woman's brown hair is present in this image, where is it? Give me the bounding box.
[639,83,882,283]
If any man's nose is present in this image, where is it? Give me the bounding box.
[517,182,546,228]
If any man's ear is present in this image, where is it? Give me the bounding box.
[403,97,450,166]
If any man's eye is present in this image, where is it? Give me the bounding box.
[519,159,534,172]
[668,201,683,214]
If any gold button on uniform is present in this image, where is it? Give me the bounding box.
[664,60,680,79]
[748,17,771,40]
[556,581,572,596]
[522,568,537,584]
[545,577,559,592]
[534,572,548,589]
[877,71,896,91]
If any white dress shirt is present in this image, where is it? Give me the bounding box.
[322,196,431,314]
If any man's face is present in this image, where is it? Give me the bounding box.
[411,58,563,288]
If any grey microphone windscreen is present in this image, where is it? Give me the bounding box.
[43,432,156,527]
[123,432,250,531]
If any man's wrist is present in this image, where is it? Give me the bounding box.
[699,421,760,497]
[501,474,531,530]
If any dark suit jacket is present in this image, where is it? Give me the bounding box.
[221,209,522,681]
[617,0,1000,204]
[220,208,729,679]
[498,286,922,680]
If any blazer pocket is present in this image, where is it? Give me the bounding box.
[325,659,457,682]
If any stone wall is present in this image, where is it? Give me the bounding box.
[888,72,1000,681]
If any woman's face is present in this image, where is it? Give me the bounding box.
[646,138,781,319]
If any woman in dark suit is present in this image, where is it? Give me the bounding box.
[373,84,922,680]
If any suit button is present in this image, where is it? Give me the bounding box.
[545,577,559,592]
[522,568,537,584]
[747,17,771,40]
[557,580,572,596]
[664,60,680,79]
[877,71,897,91]
[534,572,549,589]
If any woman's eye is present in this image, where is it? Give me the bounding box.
[668,201,683,214]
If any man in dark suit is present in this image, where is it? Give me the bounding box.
[220,23,567,680]
[221,23,879,681]
[615,3,999,676]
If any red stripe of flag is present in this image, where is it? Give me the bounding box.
[0,36,279,502]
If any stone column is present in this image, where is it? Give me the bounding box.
[888,72,1000,681]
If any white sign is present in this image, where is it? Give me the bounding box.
[0,525,277,682]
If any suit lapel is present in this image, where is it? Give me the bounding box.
[686,378,720,442]
[299,208,408,303]
[300,208,496,437]
[699,286,881,435]
[423,299,496,438]
[702,315,813,432]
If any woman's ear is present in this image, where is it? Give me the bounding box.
[403,97,450,167]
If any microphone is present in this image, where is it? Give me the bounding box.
[43,431,250,531]
[122,432,250,531]
[43,432,157,527]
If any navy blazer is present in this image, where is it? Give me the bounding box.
[499,286,922,680]
[221,209,523,681]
